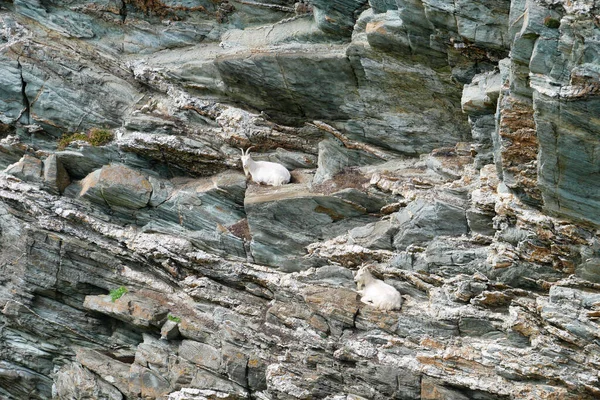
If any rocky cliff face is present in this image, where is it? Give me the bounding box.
[0,0,599,399]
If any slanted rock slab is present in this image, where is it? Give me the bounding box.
[78,164,152,209]
[83,292,169,328]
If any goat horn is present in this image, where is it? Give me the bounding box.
[239,147,245,156]
[245,146,255,155]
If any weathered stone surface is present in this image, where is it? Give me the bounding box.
[215,45,358,125]
[83,292,169,328]
[245,183,375,270]
[78,164,153,209]
[348,219,397,251]
[313,138,381,184]
[536,92,600,225]
[179,340,221,372]
[4,154,42,182]
[42,154,70,195]
[493,93,541,206]
[0,1,600,400]
[53,363,123,400]
[160,319,181,340]
[393,199,468,250]
[461,72,502,116]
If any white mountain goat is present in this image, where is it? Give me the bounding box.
[239,147,291,186]
[354,265,403,311]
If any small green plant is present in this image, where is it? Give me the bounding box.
[57,133,88,150]
[544,16,560,29]
[167,314,181,323]
[109,286,128,302]
[57,128,114,150]
[87,128,114,146]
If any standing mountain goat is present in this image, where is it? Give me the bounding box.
[240,147,291,186]
[354,265,403,311]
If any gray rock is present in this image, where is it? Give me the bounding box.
[536,92,600,226]
[313,138,381,184]
[1,1,600,400]
[76,349,134,397]
[576,258,600,284]
[78,164,153,209]
[221,344,249,387]
[368,0,398,13]
[0,55,25,125]
[349,219,398,251]
[1,40,140,135]
[179,340,222,372]
[332,188,391,214]
[267,148,318,170]
[298,265,356,287]
[129,363,172,399]
[311,0,365,36]
[161,319,181,340]
[245,183,373,271]
[4,154,42,183]
[393,199,468,250]
[42,154,70,195]
[83,293,169,328]
[469,114,496,169]
[141,171,247,258]
[461,72,502,116]
[215,44,358,124]
[466,207,495,236]
[53,363,123,400]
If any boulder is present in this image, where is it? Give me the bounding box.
[461,72,502,116]
[4,154,43,183]
[43,154,70,194]
[313,138,380,184]
[83,292,169,328]
[78,164,152,209]
[53,363,123,400]
[393,199,468,250]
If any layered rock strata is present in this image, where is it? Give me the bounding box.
[0,0,599,399]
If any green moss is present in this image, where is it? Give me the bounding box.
[109,286,128,302]
[544,17,560,29]
[57,133,88,150]
[57,128,114,150]
[167,314,181,323]
[88,128,114,146]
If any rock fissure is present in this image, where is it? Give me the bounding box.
[16,59,30,125]
[120,0,127,23]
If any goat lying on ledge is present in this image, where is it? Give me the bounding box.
[354,265,403,311]
[240,147,291,186]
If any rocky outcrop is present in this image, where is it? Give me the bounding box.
[0,0,600,400]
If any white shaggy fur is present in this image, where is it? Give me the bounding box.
[240,147,291,186]
[354,266,402,311]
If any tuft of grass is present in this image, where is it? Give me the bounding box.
[57,128,114,150]
[109,286,128,302]
[58,133,88,150]
[87,128,114,146]
[167,314,181,323]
